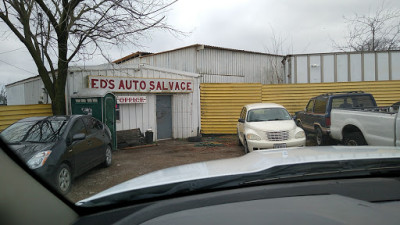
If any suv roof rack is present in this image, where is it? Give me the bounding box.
[320,91,364,96]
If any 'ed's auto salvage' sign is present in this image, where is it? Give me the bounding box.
[89,76,193,93]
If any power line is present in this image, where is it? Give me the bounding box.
[0,59,36,75]
[0,47,26,55]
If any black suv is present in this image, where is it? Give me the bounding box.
[294,91,377,146]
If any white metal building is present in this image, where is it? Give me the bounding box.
[285,50,400,83]
[7,44,400,140]
[7,63,201,140]
[115,44,286,84]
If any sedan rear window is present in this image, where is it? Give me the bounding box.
[247,108,291,122]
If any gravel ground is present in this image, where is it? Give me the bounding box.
[66,134,317,203]
[66,135,245,202]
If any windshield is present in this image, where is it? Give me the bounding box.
[247,108,291,122]
[1,120,67,144]
[1,0,400,214]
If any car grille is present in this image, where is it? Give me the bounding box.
[266,131,289,141]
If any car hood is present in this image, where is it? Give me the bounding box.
[247,120,296,131]
[77,146,400,205]
[8,142,55,162]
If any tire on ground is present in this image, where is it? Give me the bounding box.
[343,132,367,146]
[56,163,72,195]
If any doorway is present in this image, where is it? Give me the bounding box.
[156,95,172,139]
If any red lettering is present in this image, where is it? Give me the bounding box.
[91,79,99,88]
[125,80,132,89]
[181,82,186,90]
[175,82,180,90]
[119,80,125,89]
[149,81,155,90]
[169,82,174,90]
[162,82,168,90]
[156,82,162,90]
[133,80,139,89]
[140,81,146,90]
[187,82,192,91]
[109,80,115,89]
[100,79,107,88]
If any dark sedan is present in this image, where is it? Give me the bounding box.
[0,115,112,194]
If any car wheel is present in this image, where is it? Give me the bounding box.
[56,163,72,195]
[343,132,367,146]
[103,145,112,167]
[315,127,327,146]
[237,130,242,146]
[243,138,249,154]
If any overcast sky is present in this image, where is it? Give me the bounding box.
[1,0,399,86]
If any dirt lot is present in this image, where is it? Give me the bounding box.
[66,134,317,203]
[66,135,245,202]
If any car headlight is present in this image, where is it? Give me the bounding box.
[295,131,305,139]
[246,133,261,141]
[27,151,52,169]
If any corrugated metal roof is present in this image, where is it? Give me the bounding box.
[114,44,284,63]
[113,52,153,64]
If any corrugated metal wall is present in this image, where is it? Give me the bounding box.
[68,65,201,139]
[201,81,400,134]
[0,104,52,131]
[288,51,400,83]
[120,45,285,84]
[200,83,261,134]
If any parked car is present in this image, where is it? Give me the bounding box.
[391,101,400,111]
[294,91,377,146]
[0,115,112,194]
[5,140,400,224]
[237,103,306,153]
[330,106,400,146]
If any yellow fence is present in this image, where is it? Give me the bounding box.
[0,104,53,131]
[201,80,400,134]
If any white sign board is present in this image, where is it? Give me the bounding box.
[117,96,147,104]
[88,76,194,93]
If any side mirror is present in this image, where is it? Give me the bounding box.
[72,133,86,142]
[238,118,245,123]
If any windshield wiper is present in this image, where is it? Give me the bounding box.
[78,158,400,207]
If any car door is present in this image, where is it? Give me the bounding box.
[237,107,247,143]
[82,117,106,167]
[66,118,91,176]
[301,99,315,132]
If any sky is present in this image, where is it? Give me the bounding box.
[1,0,399,86]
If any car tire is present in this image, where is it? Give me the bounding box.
[316,127,327,146]
[243,138,249,154]
[237,130,242,146]
[343,132,367,146]
[56,163,72,195]
[103,145,112,167]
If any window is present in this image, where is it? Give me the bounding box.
[82,117,102,134]
[69,119,87,138]
[240,107,247,120]
[314,97,327,114]
[306,100,314,112]
[247,108,291,122]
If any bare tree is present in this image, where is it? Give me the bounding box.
[264,27,292,84]
[0,85,6,104]
[0,0,179,114]
[334,2,400,51]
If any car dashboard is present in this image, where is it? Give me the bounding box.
[74,176,400,225]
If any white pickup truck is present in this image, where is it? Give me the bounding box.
[330,107,400,146]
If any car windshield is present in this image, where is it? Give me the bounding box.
[247,108,291,122]
[1,1,400,219]
[1,119,67,144]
